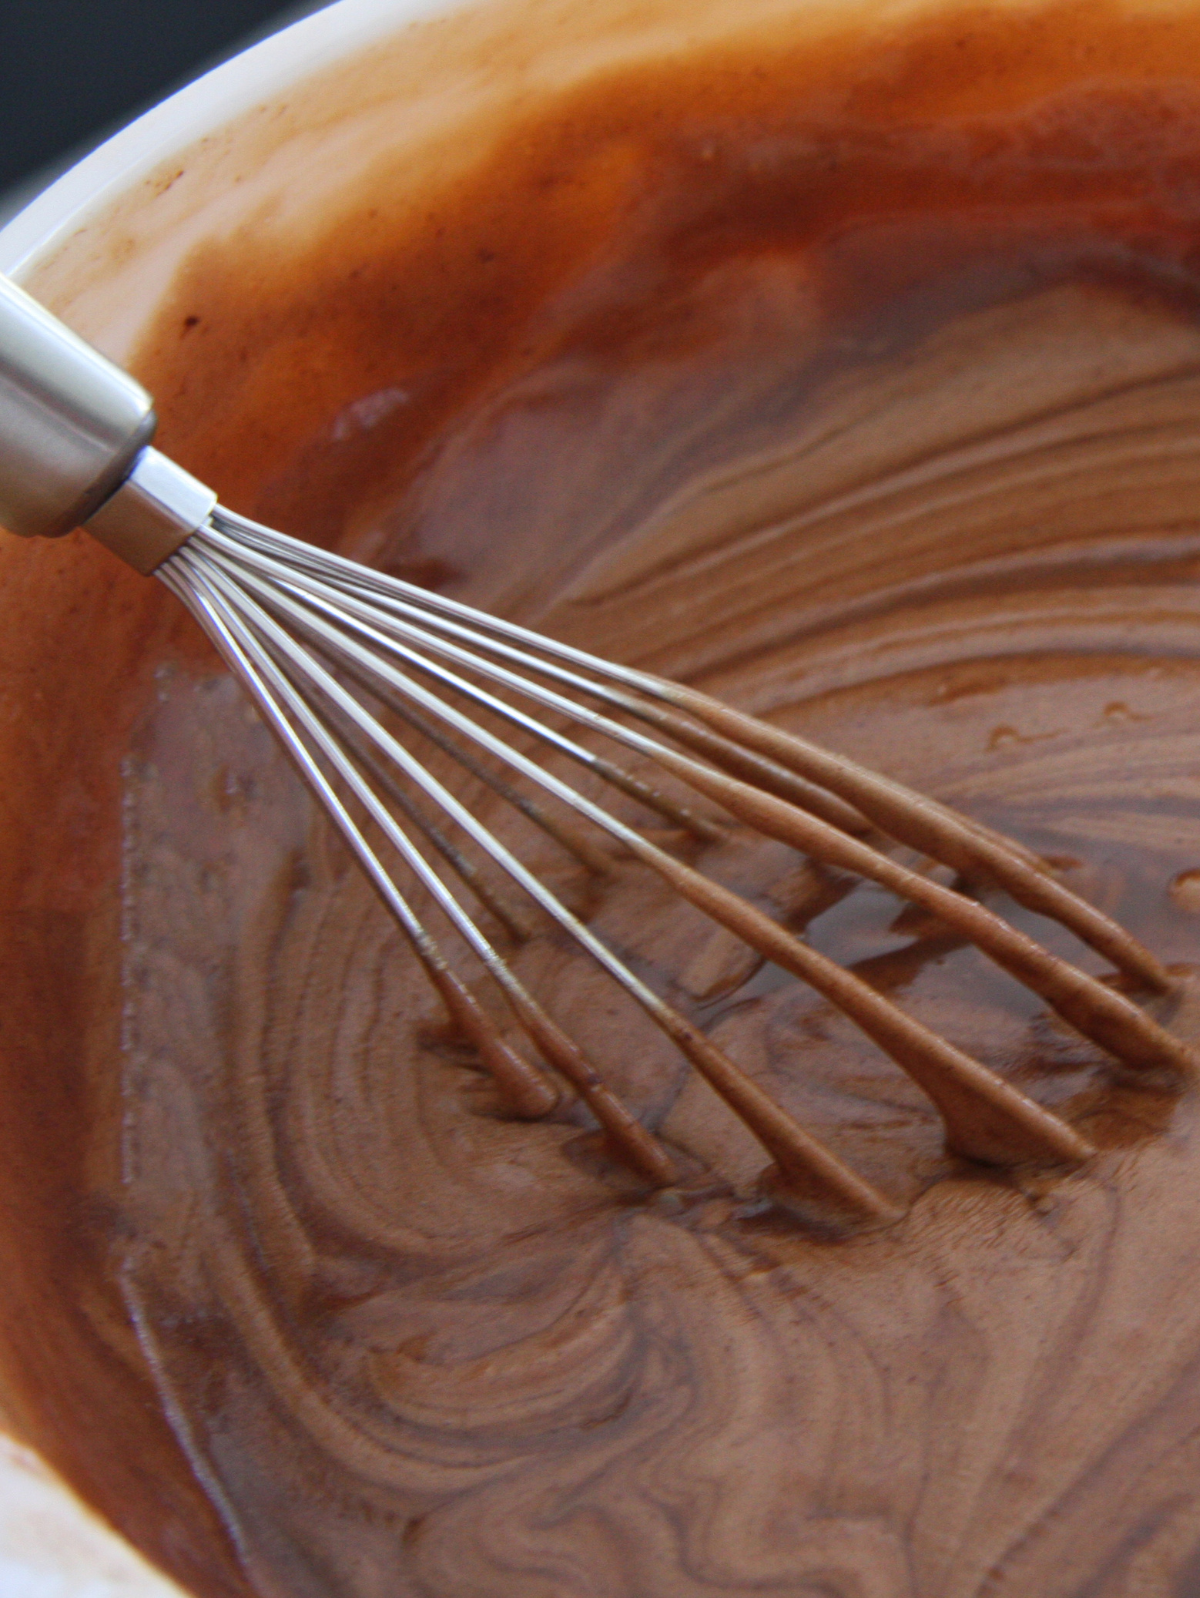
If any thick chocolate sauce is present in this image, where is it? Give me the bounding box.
[8,0,1200,1592]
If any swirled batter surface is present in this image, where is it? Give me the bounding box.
[122,272,1200,1595]
[24,2,1200,1593]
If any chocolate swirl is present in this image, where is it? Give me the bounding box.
[116,266,1200,1595]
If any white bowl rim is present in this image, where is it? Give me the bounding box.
[0,0,453,279]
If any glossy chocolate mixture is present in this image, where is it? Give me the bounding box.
[12,1,1200,1593]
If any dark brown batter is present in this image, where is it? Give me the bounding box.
[10,0,1200,1592]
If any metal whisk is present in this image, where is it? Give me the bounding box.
[0,273,1191,1229]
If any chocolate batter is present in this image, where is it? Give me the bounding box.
[9,0,1200,1592]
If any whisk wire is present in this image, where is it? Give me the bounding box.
[166,554,575,1128]
[172,540,903,1212]
[201,523,1189,1080]
[150,509,1199,1224]
[208,513,1171,989]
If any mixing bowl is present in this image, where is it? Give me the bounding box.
[9,0,1200,1592]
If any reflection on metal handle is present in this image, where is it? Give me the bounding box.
[0,272,157,540]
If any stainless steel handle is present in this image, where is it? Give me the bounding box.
[0,273,217,572]
[0,273,156,539]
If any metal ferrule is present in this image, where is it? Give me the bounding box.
[85,448,217,574]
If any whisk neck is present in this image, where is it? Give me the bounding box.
[84,447,216,574]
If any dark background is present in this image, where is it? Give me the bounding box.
[0,1,322,202]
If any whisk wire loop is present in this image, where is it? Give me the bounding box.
[153,510,1196,1224]
[208,515,1173,987]
[202,521,1189,1080]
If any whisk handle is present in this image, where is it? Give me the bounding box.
[0,273,217,573]
[0,272,155,540]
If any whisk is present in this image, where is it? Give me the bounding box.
[0,272,1191,1229]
